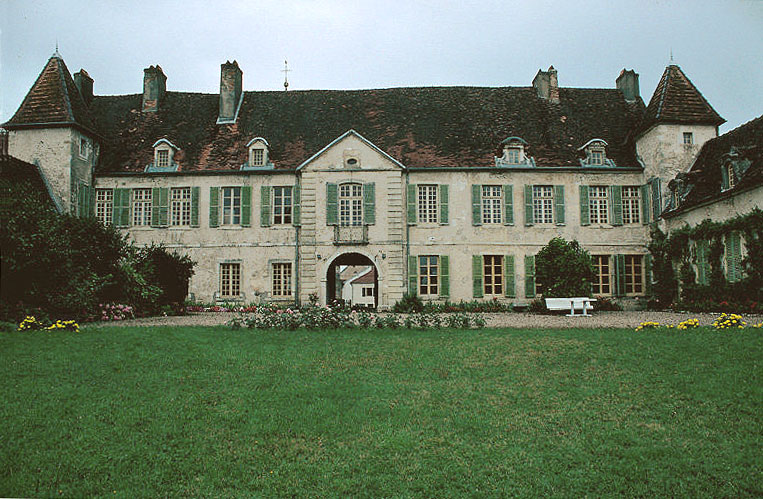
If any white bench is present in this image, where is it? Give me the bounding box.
[545,297,597,317]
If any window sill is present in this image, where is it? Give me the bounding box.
[219,226,244,230]
[168,226,192,231]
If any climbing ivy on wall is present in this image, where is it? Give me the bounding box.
[649,208,763,311]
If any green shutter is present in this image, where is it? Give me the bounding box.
[77,182,86,217]
[721,164,730,191]
[158,187,169,226]
[439,255,450,298]
[259,186,270,227]
[363,182,375,225]
[113,188,130,227]
[292,185,301,226]
[439,184,449,225]
[408,256,418,295]
[407,184,417,225]
[611,185,623,226]
[614,254,626,296]
[651,178,661,220]
[326,183,338,225]
[472,255,484,298]
[640,184,650,224]
[579,185,590,226]
[524,185,534,226]
[644,254,652,296]
[190,186,200,227]
[554,185,565,225]
[726,232,742,282]
[209,187,220,228]
[241,185,252,227]
[524,255,535,298]
[503,185,514,225]
[504,255,515,298]
[151,187,162,227]
[696,240,709,285]
[472,185,482,226]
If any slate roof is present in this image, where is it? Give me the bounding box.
[85,85,645,173]
[639,65,724,135]
[3,54,97,135]
[667,115,763,215]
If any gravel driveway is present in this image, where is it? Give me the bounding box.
[88,310,763,329]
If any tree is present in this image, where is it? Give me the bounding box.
[535,237,595,297]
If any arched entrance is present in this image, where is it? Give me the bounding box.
[326,252,379,309]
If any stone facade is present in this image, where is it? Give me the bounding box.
[6,54,757,309]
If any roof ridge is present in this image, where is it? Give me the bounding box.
[56,57,75,123]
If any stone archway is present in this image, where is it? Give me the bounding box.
[325,252,379,308]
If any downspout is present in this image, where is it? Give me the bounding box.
[295,172,301,307]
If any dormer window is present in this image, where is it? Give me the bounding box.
[147,139,179,172]
[496,137,533,167]
[579,139,611,167]
[727,164,735,189]
[246,137,270,168]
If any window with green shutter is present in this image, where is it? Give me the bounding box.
[726,232,743,282]
[439,255,450,298]
[524,185,533,226]
[644,254,652,296]
[471,185,482,226]
[241,185,252,227]
[640,184,650,224]
[524,255,535,298]
[152,187,169,227]
[209,187,220,228]
[650,178,661,221]
[503,185,513,225]
[614,254,626,296]
[259,186,271,227]
[113,188,131,227]
[472,255,484,298]
[190,187,200,227]
[554,185,565,225]
[407,184,417,225]
[696,240,710,285]
[439,184,449,225]
[504,255,515,298]
[363,182,375,225]
[326,183,338,225]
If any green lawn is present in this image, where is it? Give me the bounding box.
[1,326,761,497]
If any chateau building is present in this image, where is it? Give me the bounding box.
[3,52,758,308]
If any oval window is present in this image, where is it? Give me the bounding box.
[346,158,358,166]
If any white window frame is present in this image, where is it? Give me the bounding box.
[221,186,242,226]
[418,255,439,297]
[481,185,503,224]
[220,262,241,299]
[339,183,363,227]
[683,132,694,145]
[727,164,736,190]
[621,186,641,224]
[170,187,192,226]
[589,186,609,224]
[272,262,293,297]
[133,188,152,226]
[247,138,269,167]
[361,287,374,297]
[417,184,439,224]
[532,185,554,224]
[273,186,293,225]
[505,147,521,164]
[251,148,265,166]
[592,255,612,295]
[95,188,113,225]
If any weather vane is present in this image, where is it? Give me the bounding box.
[282,60,290,91]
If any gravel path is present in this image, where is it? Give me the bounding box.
[88,310,763,329]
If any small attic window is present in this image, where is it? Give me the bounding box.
[727,164,735,189]
[346,157,359,167]
[79,136,90,159]
[496,137,530,167]
[683,132,694,145]
[579,139,609,166]
[148,139,179,172]
[246,138,269,168]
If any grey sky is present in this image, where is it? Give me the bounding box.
[1,0,761,133]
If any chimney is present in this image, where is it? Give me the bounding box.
[0,128,8,157]
[616,69,640,102]
[74,69,94,107]
[142,65,167,112]
[532,66,559,103]
[218,61,243,124]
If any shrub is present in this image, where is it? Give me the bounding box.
[392,293,424,313]
[593,297,623,311]
[535,237,595,298]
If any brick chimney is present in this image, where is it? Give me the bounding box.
[532,66,559,103]
[616,69,640,102]
[142,65,167,112]
[74,69,94,107]
[218,61,243,124]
